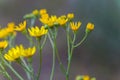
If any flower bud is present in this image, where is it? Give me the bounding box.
[86,22,94,33]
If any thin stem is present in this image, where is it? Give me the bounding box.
[3,60,24,80]
[35,38,42,80]
[0,50,24,80]
[41,35,47,49]
[66,27,71,57]
[20,57,32,80]
[74,32,88,48]
[54,40,66,75]
[65,33,76,80]
[0,62,12,80]
[36,35,47,80]
[27,58,35,80]
[48,33,56,80]
[66,44,74,80]
[23,30,33,47]
[8,34,16,48]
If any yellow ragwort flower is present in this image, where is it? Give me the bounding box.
[67,13,74,20]
[40,15,57,27]
[4,44,36,61]
[0,28,9,38]
[6,22,15,33]
[28,26,48,37]
[70,21,82,31]
[48,15,58,26]
[86,23,94,31]
[40,13,49,19]
[32,9,39,16]
[22,46,36,57]
[57,16,68,26]
[86,22,94,33]
[39,9,47,15]
[0,40,8,49]
[14,20,26,31]
[83,75,90,80]
[4,45,24,61]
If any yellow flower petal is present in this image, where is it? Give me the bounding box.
[28,26,48,37]
[0,40,8,49]
[70,21,82,31]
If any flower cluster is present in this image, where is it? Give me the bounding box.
[0,8,95,80]
[4,45,36,61]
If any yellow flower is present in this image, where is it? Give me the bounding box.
[6,22,15,33]
[4,45,24,61]
[57,16,68,26]
[39,9,47,15]
[83,75,90,80]
[0,28,9,38]
[32,9,39,16]
[40,15,57,27]
[67,13,74,20]
[41,13,49,19]
[0,40,8,49]
[28,26,48,37]
[14,20,26,31]
[22,46,36,57]
[86,22,94,33]
[86,23,94,30]
[70,21,82,31]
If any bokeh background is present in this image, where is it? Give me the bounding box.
[0,0,120,80]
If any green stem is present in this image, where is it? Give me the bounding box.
[23,30,33,47]
[8,34,16,48]
[0,50,24,80]
[48,33,56,80]
[36,35,47,80]
[74,32,88,48]
[65,33,76,80]
[0,62,12,80]
[66,27,71,57]
[27,58,35,80]
[3,60,24,80]
[20,57,32,80]
[36,45,42,80]
[54,40,66,75]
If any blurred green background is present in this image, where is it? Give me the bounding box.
[0,0,120,80]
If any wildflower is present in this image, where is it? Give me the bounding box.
[22,46,36,57]
[48,15,58,26]
[14,20,27,31]
[70,21,82,31]
[0,40,8,49]
[6,22,15,33]
[67,13,74,20]
[41,13,49,19]
[40,15,57,27]
[0,28,9,38]
[75,75,95,80]
[57,16,68,26]
[32,9,39,16]
[39,9,47,15]
[86,22,94,33]
[83,75,90,80]
[28,26,48,37]
[4,45,24,61]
